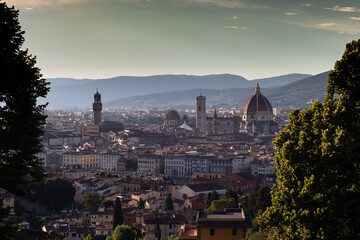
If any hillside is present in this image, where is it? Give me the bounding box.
[44,73,311,108]
[105,72,329,109]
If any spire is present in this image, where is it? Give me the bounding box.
[254,82,261,94]
[213,109,217,118]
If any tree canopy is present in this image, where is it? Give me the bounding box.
[224,189,239,207]
[206,191,219,209]
[207,198,237,213]
[106,225,137,240]
[84,192,102,209]
[260,39,360,240]
[22,178,75,211]
[0,2,49,196]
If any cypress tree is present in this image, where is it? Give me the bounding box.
[165,193,174,211]
[113,197,123,229]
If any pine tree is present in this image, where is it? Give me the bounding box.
[224,189,239,208]
[0,2,49,238]
[206,191,219,209]
[260,39,360,240]
[0,2,49,195]
[113,197,123,229]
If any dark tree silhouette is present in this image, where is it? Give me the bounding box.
[224,189,239,208]
[138,198,145,209]
[165,193,174,211]
[0,2,49,238]
[113,197,123,229]
[0,1,49,195]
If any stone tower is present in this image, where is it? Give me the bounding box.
[212,109,218,135]
[196,94,206,133]
[93,90,102,125]
[233,116,240,134]
[225,166,233,190]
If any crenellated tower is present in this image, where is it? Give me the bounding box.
[93,90,102,125]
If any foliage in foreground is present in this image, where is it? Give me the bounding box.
[0,2,49,238]
[106,225,137,240]
[260,39,360,239]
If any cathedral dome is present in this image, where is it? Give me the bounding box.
[165,110,181,121]
[243,83,273,118]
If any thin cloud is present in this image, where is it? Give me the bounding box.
[317,23,336,27]
[284,12,298,16]
[224,26,247,30]
[338,31,357,35]
[301,3,311,7]
[225,26,239,29]
[195,0,243,8]
[6,0,92,7]
[324,6,358,12]
[349,17,360,20]
[192,0,268,9]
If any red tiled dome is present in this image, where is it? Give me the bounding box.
[165,110,181,121]
[243,83,273,114]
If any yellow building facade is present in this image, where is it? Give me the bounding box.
[179,209,251,240]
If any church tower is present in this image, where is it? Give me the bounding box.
[196,94,206,133]
[212,109,218,135]
[93,90,102,125]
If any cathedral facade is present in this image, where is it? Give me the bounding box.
[195,83,278,135]
[242,83,279,134]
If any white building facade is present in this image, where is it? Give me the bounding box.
[138,155,165,174]
[100,153,122,171]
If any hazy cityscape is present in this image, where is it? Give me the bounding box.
[2,0,360,240]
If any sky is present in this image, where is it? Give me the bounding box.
[5,0,360,79]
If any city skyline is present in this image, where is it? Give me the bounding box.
[7,0,360,79]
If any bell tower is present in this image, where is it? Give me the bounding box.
[196,93,206,133]
[93,89,102,125]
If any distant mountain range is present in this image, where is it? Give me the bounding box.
[44,73,312,108]
[105,72,329,109]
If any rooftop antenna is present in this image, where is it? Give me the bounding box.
[200,89,202,96]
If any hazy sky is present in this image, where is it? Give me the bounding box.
[6,0,360,79]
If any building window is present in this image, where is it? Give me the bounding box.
[232,228,237,236]
[210,228,215,236]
